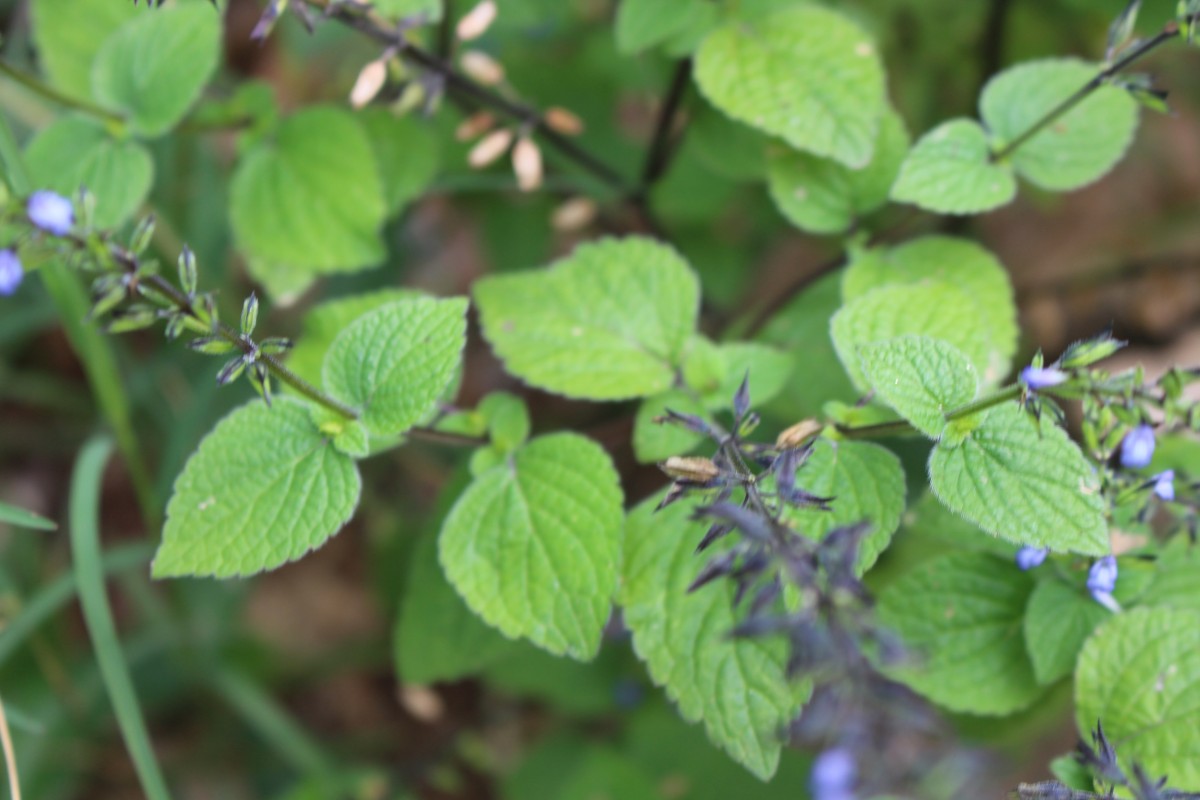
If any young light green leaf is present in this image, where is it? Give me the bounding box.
[694,6,886,168]
[478,391,531,454]
[1023,577,1111,685]
[25,115,153,229]
[358,109,440,216]
[633,390,709,464]
[928,403,1109,555]
[620,493,806,780]
[230,107,388,301]
[439,433,623,660]
[0,500,56,531]
[981,59,1138,191]
[858,336,978,438]
[778,437,905,573]
[322,297,467,438]
[396,528,515,683]
[766,106,909,234]
[31,0,137,101]
[1075,607,1200,788]
[890,118,1016,214]
[153,398,362,578]
[842,236,1017,385]
[91,4,221,138]
[831,282,996,392]
[474,237,699,400]
[704,342,793,409]
[616,0,703,54]
[877,552,1043,715]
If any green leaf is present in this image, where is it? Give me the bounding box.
[778,437,905,573]
[358,109,439,216]
[474,237,699,400]
[230,107,388,301]
[1075,606,1200,788]
[30,0,138,101]
[620,493,805,780]
[831,282,996,392]
[91,4,221,138]
[890,118,1016,214]
[842,236,1018,385]
[478,392,531,454]
[25,115,153,229]
[694,6,886,168]
[766,106,909,234]
[928,403,1109,555]
[0,500,56,531]
[372,0,442,22]
[287,289,424,388]
[616,0,703,54]
[858,336,978,438]
[396,529,514,683]
[1137,537,1200,611]
[1023,577,1111,686]
[439,433,623,660]
[322,297,467,438]
[877,552,1043,715]
[689,101,769,180]
[704,342,792,409]
[981,59,1139,191]
[633,390,709,464]
[153,398,362,578]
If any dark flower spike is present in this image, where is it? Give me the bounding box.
[687,549,739,593]
[1077,721,1126,786]
[728,614,793,639]
[695,522,733,553]
[695,501,774,545]
[748,578,782,616]
[655,482,691,511]
[1012,782,1093,799]
[734,371,751,421]
[656,408,722,441]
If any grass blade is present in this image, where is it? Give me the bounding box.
[0,501,55,531]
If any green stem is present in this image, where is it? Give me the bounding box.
[944,383,1022,420]
[837,383,1024,439]
[990,20,1180,163]
[0,60,124,126]
[834,418,918,440]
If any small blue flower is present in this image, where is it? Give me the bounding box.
[0,249,22,296]
[1152,470,1175,501]
[1015,546,1049,571]
[26,190,75,236]
[1120,424,1156,470]
[811,747,856,800]
[1087,556,1121,613]
[1020,366,1068,391]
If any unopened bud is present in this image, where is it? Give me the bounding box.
[455,111,496,141]
[552,197,597,232]
[350,57,388,109]
[661,456,720,483]
[544,106,584,136]
[240,292,259,337]
[129,214,156,255]
[776,419,822,449]
[460,50,504,86]
[456,0,497,41]
[468,128,514,168]
[512,137,543,191]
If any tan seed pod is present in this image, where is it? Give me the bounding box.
[661,456,721,482]
[776,419,823,449]
[349,57,388,109]
[544,106,585,136]
[455,111,496,141]
[460,49,505,86]
[456,0,497,41]
[512,137,543,191]
[468,128,514,168]
[552,197,597,232]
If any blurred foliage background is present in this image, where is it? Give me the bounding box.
[1,0,1199,797]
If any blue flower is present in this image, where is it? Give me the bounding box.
[0,249,22,296]
[1151,470,1175,501]
[811,747,856,800]
[1087,556,1121,613]
[1119,424,1156,470]
[26,190,75,236]
[1015,546,1049,571]
[1019,366,1068,390]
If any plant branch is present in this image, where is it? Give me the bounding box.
[836,383,1024,440]
[990,20,1181,163]
[0,60,124,126]
[637,59,693,194]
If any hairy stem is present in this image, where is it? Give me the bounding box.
[837,382,1024,440]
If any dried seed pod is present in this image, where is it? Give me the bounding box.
[552,197,597,232]
[350,57,388,109]
[468,128,514,168]
[661,456,721,482]
[456,0,497,41]
[512,136,543,191]
[460,49,504,86]
[455,111,496,141]
[776,419,823,449]
[544,106,585,136]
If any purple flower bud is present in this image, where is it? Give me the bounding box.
[1020,366,1068,390]
[1152,470,1175,501]
[1120,424,1156,470]
[0,249,22,296]
[1087,556,1121,612]
[26,190,75,236]
[811,747,856,800]
[1015,546,1049,571]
